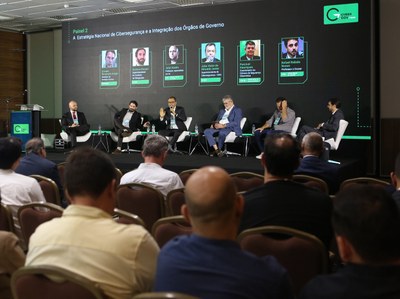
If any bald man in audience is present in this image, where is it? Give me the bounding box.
[295,132,339,193]
[154,166,293,299]
[300,185,400,299]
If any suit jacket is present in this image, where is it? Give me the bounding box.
[158,106,187,131]
[321,109,344,140]
[241,55,261,61]
[15,153,63,196]
[61,111,90,133]
[239,180,333,249]
[201,57,221,63]
[216,106,243,136]
[114,108,142,131]
[295,155,339,193]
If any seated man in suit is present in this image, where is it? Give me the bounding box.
[61,100,90,149]
[204,95,243,157]
[148,96,187,153]
[112,100,142,154]
[295,132,339,193]
[154,166,294,299]
[300,185,400,299]
[297,98,344,143]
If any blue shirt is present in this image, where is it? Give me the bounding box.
[154,234,293,299]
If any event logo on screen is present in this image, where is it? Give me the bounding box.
[324,3,359,25]
[13,124,29,134]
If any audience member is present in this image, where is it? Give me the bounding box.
[295,132,339,193]
[15,137,64,203]
[0,231,25,299]
[61,100,90,149]
[239,133,333,248]
[26,147,159,299]
[120,135,184,197]
[112,100,142,154]
[300,185,400,299]
[390,152,400,209]
[204,95,243,157]
[154,166,294,299]
[254,97,296,159]
[0,137,46,206]
[297,98,344,143]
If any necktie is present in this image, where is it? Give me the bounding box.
[73,111,76,120]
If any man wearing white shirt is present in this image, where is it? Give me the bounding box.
[120,134,184,198]
[204,95,243,157]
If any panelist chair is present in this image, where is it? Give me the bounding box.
[290,117,302,137]
[59,119,91,147]
[223,117,247,156]
[324,119,349,151]
[109,117,144,153]
[167,117,193,153]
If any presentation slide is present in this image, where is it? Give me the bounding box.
[62,0,372,138]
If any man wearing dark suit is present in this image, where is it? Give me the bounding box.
[240,40,261,60]
[61,100,90,149]
[201,43,221,63]
[15,137,64,205]
[204,95,243,157]
[239,133,333,249]
[155,96,187,153]
[112,100,142,154]
[297,98,344,142]
[295,132,340,193]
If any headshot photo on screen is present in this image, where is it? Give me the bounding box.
[201,42,221,63]
[132,47,149,66]
[167,45,183,64]
[282,37,304,59]
[102,50,118,68]
[240,40,261,61]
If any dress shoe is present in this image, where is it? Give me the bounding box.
[168,144,176,153]
[112,148,122,154]
[217,150,225,157]
[209,149,222,157]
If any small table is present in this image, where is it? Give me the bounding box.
[189,133,209,155]
[91,131,109,153]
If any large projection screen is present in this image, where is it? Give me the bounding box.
[62,0,373,138]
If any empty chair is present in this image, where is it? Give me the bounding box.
[290,117,302,137]
[29,175,61,206]
[237,225,328,296]
[133,292,199,299]
[11,265,105,299]
[113,208,145,226]
[293,174,329,195]
[166,188,185,216]
[17,202,64,248]
[151,216,192,248]
[230,172,264,192]
[116,183,166,230]
[340,177,390,191]
[0,203,15,233]
[178,169,197,185]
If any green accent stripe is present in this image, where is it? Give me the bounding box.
[342,135,371,140]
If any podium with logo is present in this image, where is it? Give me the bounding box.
[10,110,41,149]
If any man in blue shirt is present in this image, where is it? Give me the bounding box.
[154,166,293,299]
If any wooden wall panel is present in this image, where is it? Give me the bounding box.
[0,31,26,136]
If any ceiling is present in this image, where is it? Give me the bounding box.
[0,0,256,33]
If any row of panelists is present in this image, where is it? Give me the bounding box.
[61,95,344,157]
[101,37,305,68]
